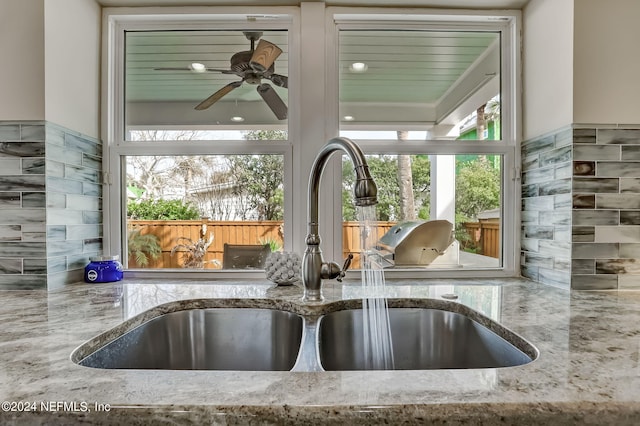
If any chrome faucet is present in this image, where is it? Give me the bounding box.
[302,137,378,303]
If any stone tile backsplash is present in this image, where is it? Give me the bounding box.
[0,121,102,290]
[522,126,640,290]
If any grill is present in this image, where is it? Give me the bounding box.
[376,220,455,267]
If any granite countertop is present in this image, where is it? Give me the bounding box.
[2,277,640,425]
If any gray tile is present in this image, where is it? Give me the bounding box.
[540,146,571,166]
[83,211,102,224]
[47,176,83,194]
[573,210,619,226]
[65,165,100,184]
[20,124,45,141]
[0,275,46,290]
[522,166,555,185]
[22,158,45,174]
[522,135,555,156]
[539,211,571,225]
[0,192,21,208]
[46,209,84,225]
[620,178,640,193]
[521,183,538,198]
[66,194,100,211]
[46,192,66,209]
[65,133,101,156]
[23,258,47,274]
[22,192,46,208]
[47,256,67,273]
[572,259,595,274]
[522,196,554,211]
[46,225,66,241]
[572,226,595,242]
[0,142,45,157]
[45,160,64,177]
[539,239,571,258]
[524,253,554,268]
[82,182,102,197]
[0,175,45,191]
[520,265,539,282]
[555,128,573,147]
[0,225,22,241]
[554,257,571,270]
[538,268,570,289]
[573,177,619,193]
[618,275,640,289]
[22,232,45,242]
[0,159,22,175]
[594,226,640,243]
[621,146,640,161]
[0,125,20,141]
[45,125,65,146]
[66,224,102,240]
[521,155,539,172]
[596,259,640,274]
[571,274,618,290]
[574,144,620,161]
[83,237,103,253]
[0,209,44,225]
[47,240,83,257]
[521,238,539,252]
[46,144,83,166]
[598,129,640,145]
[620,244,640,258]
[523,225,554,239]
[621,211,640,225]
[596,193,640,209]
[554,226,571,242]
[554,193,573,209]
[573,242,619,259]
[573,128,596,144]
[539,178,571,196]
[82,153,102,170]
[555,162,573,179]
[0,242,46,257]
[597,162,640,178]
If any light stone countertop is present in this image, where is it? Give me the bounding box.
[2,277,640,425]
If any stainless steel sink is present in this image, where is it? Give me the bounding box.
[317,307,535,370]
[77,308,303,371]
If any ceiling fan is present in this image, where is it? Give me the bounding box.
[154,31,288,120]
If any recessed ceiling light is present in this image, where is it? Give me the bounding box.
[349,62,368,73]
[190,62,206,73]
[231,116,245,122]
[343,115,355,121]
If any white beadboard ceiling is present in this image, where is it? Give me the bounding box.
[120,1,512,128]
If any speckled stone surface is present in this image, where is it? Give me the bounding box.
[2,277,640,425]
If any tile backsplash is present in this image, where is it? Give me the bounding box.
[0,121,102,290]
[522,126,640,290]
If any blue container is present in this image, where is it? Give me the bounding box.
[84,255,123,283]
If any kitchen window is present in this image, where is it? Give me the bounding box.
[103,7,520,277]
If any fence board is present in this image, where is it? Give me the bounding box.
[128,219,395,269]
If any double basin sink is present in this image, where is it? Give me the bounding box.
[72,298,537,372]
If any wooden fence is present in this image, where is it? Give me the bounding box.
[462,221,500,259]
[128,219,395,269]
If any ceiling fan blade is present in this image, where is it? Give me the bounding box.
[257,83,287,120]
[266,73,288,88]
[195,81,242,111]
[153,67,237,74]
[250,40,282,72]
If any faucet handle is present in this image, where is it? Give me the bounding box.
[337,254,354,282]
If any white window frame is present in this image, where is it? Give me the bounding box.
[102,7,299,278]
[324,8,522,279]
[101,5,521,279]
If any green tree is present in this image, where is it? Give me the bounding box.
[455,158,500,223]
[127,198,201,220]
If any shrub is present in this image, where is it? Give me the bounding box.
[127,199,200,220]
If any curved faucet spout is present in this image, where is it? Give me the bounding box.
[302,137,378,303]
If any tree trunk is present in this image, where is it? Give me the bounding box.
[396,131,415,221]
[476,104,486,140]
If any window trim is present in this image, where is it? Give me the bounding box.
[324,7,522,278]
[102,7,299,277]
